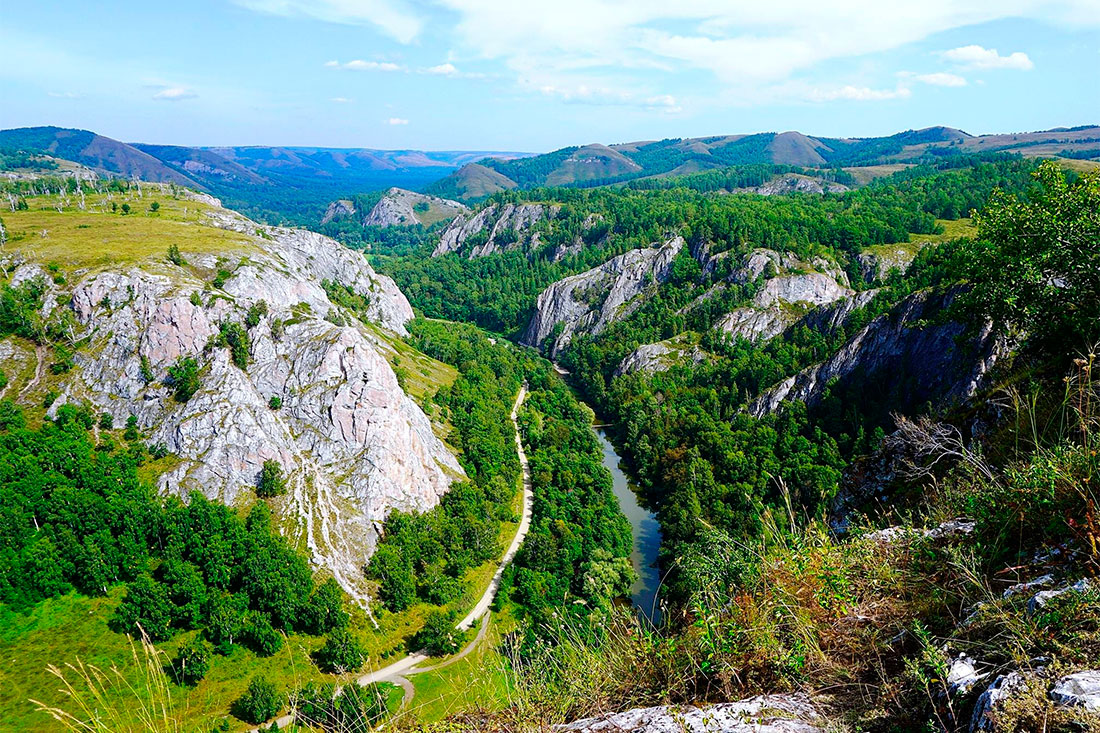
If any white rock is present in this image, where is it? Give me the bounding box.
[1027,578,1095,616]
[523,237,685,357]
[557,695,824,732]
[1050,671,1100,711]
[971,673,1026,732]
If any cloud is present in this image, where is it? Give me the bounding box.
[942,45,1034,70]
[330,96,352,103]
[233,0,421,43]
[808,84,912,102]
[910,72,968,87]
[425,63,458,75]
[327,59,404,71]
[386,117,409,125]
[152,87,198,101]
[47,91,81,98]
[536,83,682,112]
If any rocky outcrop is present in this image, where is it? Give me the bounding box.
[4,198,461,604]
[748,288,1003,419]
[713,249,855,344]
[522,237,684,357]
[858,244,921,284]
[1050,671,1100,711]
[794,289,879,337]
[321,199,356,225]
[615,334,707,377]
[749,175,849,196]
[363,187,466,228]
[432,202,560,258]
[557,695,824,732]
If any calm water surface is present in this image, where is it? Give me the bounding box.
[594,427,663,626]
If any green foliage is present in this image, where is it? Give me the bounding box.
[292,681,393,732]
[268,395,282,410]
[167,243,185,266]
[233,675,282,724]
[213,320,250,369]
[245,300,268,329]
[412,609,464,657]
[243,611,284,657]
[256,459,286,498]
[0,277,46,342]
[150,201,160,213]
[964,161,1100,352]
[321,279,371,320]
[166,356,201,402]
[314,627,366,673]
[169,638,211,686]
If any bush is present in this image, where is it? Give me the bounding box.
[215,321,250,370]
[167,242,184,266]
[233,675,282,724]
[314,628,366,673]
[412,610,463,657]
[268,395,282,410]
[243,611,283,657]
[245,301,268,329]
[99,412,114,429]
[166,356,201,402]
[256,460,286,498]
[169,638,210,686]
[292,681,391,731]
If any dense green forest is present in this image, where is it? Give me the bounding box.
[371,320,634,630]
[374,158,1040,338]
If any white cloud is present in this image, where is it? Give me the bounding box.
[942,45,1034,70]
[47,91,81,98]
[911,71,968,87]
[808,84,912,102]
[328,59,404,71]
[425,63,458,75]
[152,87,198,101]
[330,96,352,102]
[536,83,681,112]
[386,117,409,125]
[233,0,421,43]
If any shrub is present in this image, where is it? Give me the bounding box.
[166,356,201,402]
[215,321,250,370]
[314,628,365,673]
[167,243,184,266]
[99,412,114,429]
[412,610,463,657]
[268,395,282,410]
[245,301,268,329]
[233,675,282,724]
[124,415,141,441]
[169,638,210,686]
[243,611,283,657]
[256,460,286,498]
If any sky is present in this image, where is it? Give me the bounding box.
[1,0,1098,152]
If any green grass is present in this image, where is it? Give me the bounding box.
[918,217,976,243]
[403,615,516,723]
[2,190,258,272]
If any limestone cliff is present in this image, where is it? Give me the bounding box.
[522,237,684,357]
[747,288,1003,419]
[1,195,463,604]
[363,187,467,228]
[432,201,562,258]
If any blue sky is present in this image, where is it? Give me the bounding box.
[1,1,1098,152]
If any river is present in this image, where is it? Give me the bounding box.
[593,427,664,626]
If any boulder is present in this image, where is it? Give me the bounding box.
[1050,671,1100,711]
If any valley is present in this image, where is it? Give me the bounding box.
[1,124,1099,733]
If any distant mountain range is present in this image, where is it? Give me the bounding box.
[0,126,529,223]
[3,124,1098,220]
[426,125,1100,200]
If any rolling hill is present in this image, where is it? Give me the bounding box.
[426,125,1100,200]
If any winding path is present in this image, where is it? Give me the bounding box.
[256,385,533,730]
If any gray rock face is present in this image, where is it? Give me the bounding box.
[320,198,356,225]
[363,187,466,228]
[713,249,855,345]
[615,334,708,377]
[793,289,880,337]
[749,175,850,196]
[858,245,921,285]
[5,200,461,605]
[971,673,1026,732]
[433,202,560,258]
[522,237,684,357]
[1051,671,1100,711]
[1027,578,1095,615]
[748,289,1003,418]
[557,695,824,732]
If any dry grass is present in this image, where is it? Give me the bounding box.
[2,189,258,272]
